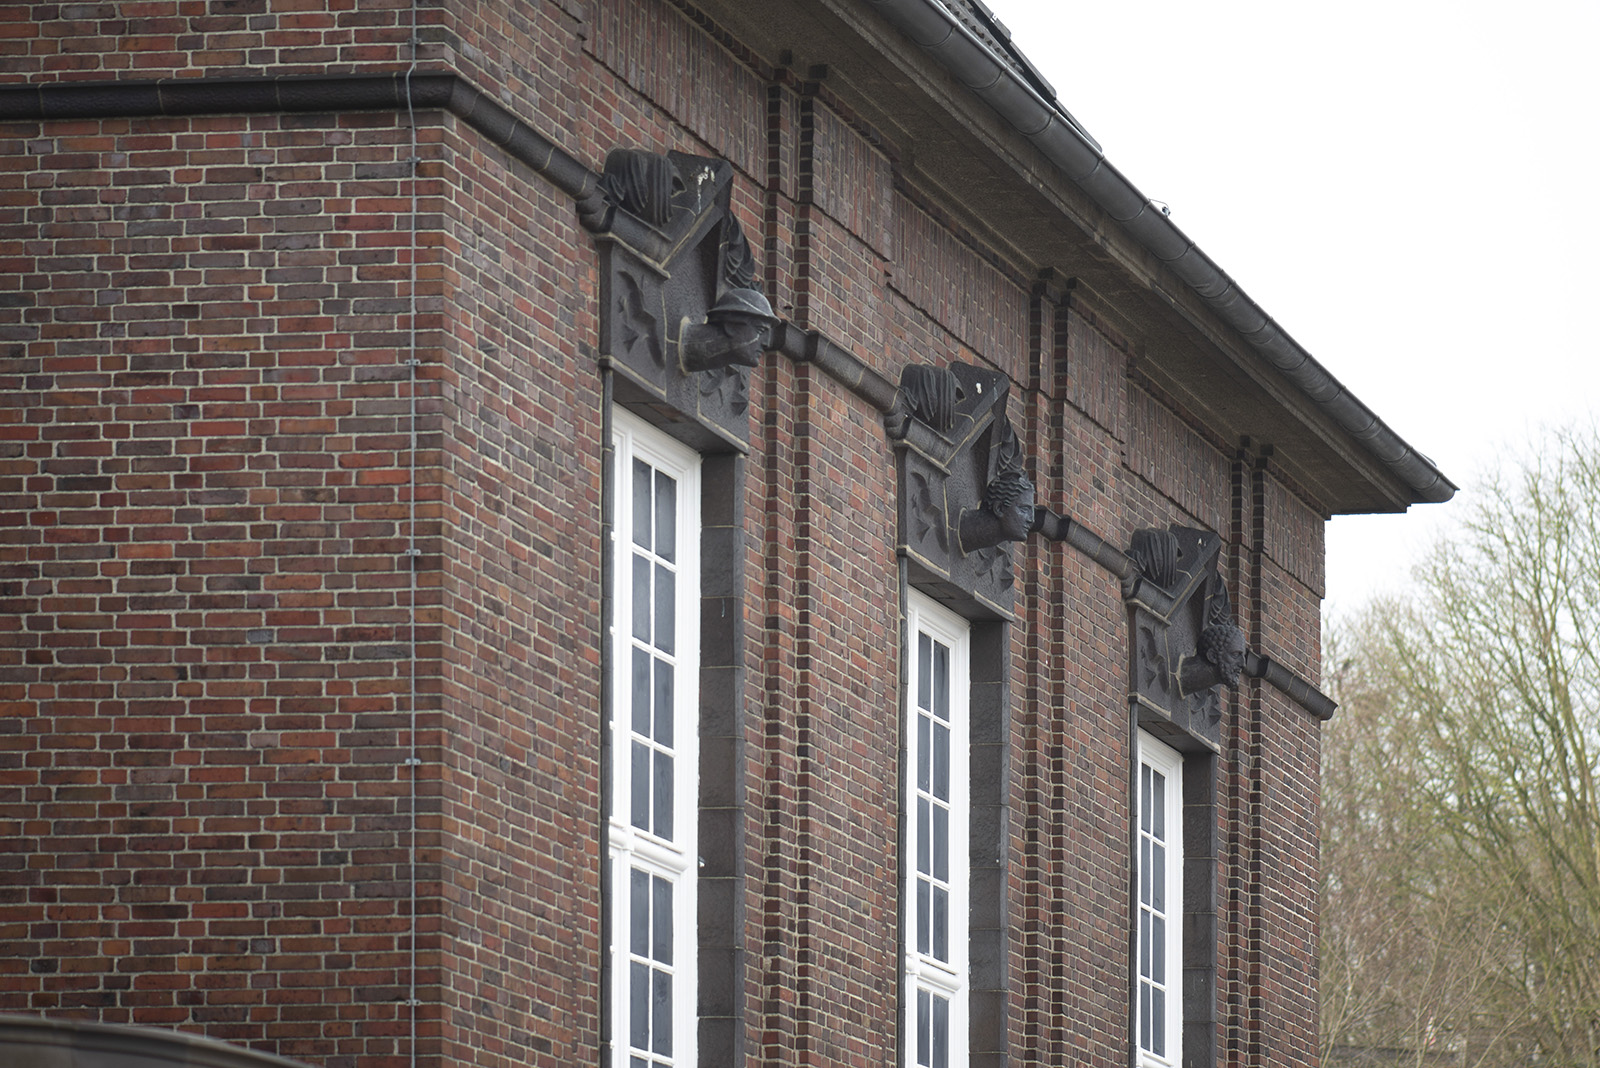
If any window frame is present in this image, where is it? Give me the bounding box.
[1135,730,1185,1068]
[608,409,702,1068]
[903,591,972,1068]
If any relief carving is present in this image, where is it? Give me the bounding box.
[581,147,776,449]
[887,361,1031,616]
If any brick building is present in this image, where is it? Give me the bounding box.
[0,2,1450,1068]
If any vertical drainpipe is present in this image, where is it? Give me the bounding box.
[402,7,422,1065]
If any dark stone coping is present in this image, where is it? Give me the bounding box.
[0,1014,314,1068]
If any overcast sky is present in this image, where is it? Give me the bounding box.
[984,0,1600,620]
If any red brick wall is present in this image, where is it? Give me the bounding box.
[0,110,440,1064]
[1,1,1335,1067]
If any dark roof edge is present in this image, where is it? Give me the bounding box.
[861,0,1456,506]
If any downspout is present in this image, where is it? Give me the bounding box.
[859,0,1455,505]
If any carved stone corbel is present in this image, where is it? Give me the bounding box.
[887,361,1033,617]
[580,147,776,449]
[1123,526,1243,751]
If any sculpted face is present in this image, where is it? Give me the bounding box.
[997,482,1036,541]
[1214,626,1247,686]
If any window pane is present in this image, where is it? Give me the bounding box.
[918,633,931,711]
[1151,768,1165,839]
[630,868,649,957]
[654,563,674,655]
[630,961,649,1050]
[631,648,651,737]
[932,884,948,962]
[632,742,651,829]
[917,796,930,875]
[654,749,674,840]
[632,459,652,548]
[652,875,672,965]
[933,640,948,721]
[654,470,676,562]
[1152,844,1165,912]
[653,658,673,747]
[932,721,949,801]
[932,804,948,882]
[632,555,651,642]
[652,969,673,1055]
[1140,911,1151,977]
[916,878,930,956]
[1139,984,1151,1052]
[1152,987,1166,1055]
[1140,838,1151,905]
[931,990,949,1068]
[917,988,931,1068]
[917,716,931,792]
[1141,764,1152,834]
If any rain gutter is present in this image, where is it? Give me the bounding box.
[860,0,1455,505]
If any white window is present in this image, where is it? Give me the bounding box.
[609,411,700,1068]
[1136,731,1184,1068]
[904,593,970,1068]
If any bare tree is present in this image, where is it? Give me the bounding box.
[1323,427,1600,1068]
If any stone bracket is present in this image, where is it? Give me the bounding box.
[580,148,776,451]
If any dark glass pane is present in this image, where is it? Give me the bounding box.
[1141,764,1152,834]
[918,633,931,711]
[917,797,931,875]
[653,658,673,747]
[1152,844,1165,912]
[631,742,650,829]
[916,878,930,955]
[933,640,949,722]
[932,804,948,882]
[1139,984,1152,1052]
[932,722,949,801]
[1158,767,1171,844]
[931,991,949,1068]
[932,884,948,961]
[652,875,673,965]
[630,960,649,1050]
[631,648,651,737]
[654,749,674,841]
[1140,838,1152,905]
[632,459,652,548]
[1152,987,1166,1054]
[917,715,931,792]
[632,1058,648,1068]
[917,988,931,1068]
[1140,911,1151,977]
[1152,915,1166,983]
[654,564,675,655]
[630,867,650,957]
[652,969,672,1055]
[632,555,651,642]
[654,470,676,562]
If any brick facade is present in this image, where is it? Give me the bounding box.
[0,1,1442,1067]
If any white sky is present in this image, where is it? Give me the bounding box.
[984,0,1600,620]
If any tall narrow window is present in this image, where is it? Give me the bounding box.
[904,593,970,1068]
[1136,732,1184,1068]
[609,411,700,1068]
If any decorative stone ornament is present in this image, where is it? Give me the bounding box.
[1124,526,1244,751]
[887,361,1034,617]
[579,148,775,450]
